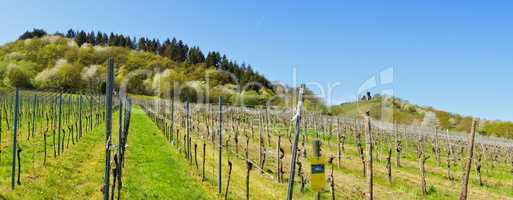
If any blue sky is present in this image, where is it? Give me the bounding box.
[1,0,513,121]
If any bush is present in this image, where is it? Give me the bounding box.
[33,59,82,90]
[3,61,36,88]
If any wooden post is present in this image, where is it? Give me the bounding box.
[395,123,401,168]
[225,161,233,200]
[328,157,336,200]
[194,144,199,170]
[3,96,8,131]
[246,161,253,200]
[445,129,454,180]
[357,127,366,177]
[337,118,342,168]
[202,142,206,181]
[117,94,123,195]
[364,111,373,200]
[17,146,21,185]
[459,119,477,200]
[43,130,47,165]
[265,106,271,147]
[386,144,392,185]
[476,153,483,186]
[434,128,440,166]
[111,154,118,200]
[450,130,457,167]
[417,136,430,196]
[103,58,114,200]
[259,111,264,171]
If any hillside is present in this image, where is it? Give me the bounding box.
[330,95,513,138]
[0,30,324,110]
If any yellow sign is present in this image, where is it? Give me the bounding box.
[310,157,326,192]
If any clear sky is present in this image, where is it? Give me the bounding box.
[1,0,513,121]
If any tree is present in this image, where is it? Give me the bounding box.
[187,47,205,64]
[13,28,276,97]
[109,33,117,46]
[33,59,82,90]
[87,31,96,45]
[206,51,221,69]
[436,111,452,130]
[66,29,76,38]
[75,31,87,46]
[138,38,147,51]
[18,29,47,40]
[168,38,179,61]
[3,61,36,88]
[177,40,189,62]
[96,32,104,45]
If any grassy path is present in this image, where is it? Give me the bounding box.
[122,107,211,200]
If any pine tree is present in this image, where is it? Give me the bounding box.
[138,38,147,51]
[187,47,205,64]
[96,32,104,45]
[206,51,221,69]
[75,31,87,46]
[18,28,47,40]
[109,33,117,46]
[66,29,76,38]
[87,31,96,45]
[177,40,189,61]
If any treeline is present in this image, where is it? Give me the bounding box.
[18,28,272,90]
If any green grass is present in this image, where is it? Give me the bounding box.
[123,107,211,200]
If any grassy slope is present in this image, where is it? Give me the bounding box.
[332,97,423,124]
[0,107,211,199]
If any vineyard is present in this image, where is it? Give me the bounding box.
[136,88,513,200]
[0,89,106,194]
[0,88,511,199]
[0,61,510,200]
[1,1,511,198]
